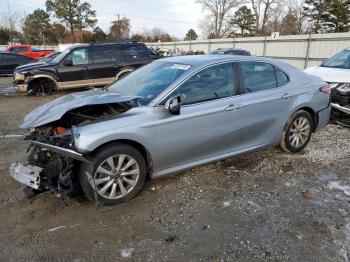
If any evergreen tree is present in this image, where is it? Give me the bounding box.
[184,29,198,40]
[23,9,52,44]
[303,0,335,33]
[329,0,350,32]
[231,6,256,36]
[46,0,97,43]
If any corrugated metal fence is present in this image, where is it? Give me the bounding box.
[1,32,349,69]
[147,32,350,69]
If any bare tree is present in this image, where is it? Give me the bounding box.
[0,6,22,31]
[268,0,286,32]
[109,15,130,40]
[197,0,244,38]
[289,0,305,34]
[260,0,279,35]
[250,0,263,33]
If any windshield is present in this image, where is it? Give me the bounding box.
[107,61,190,105]
[50,48,72,64]
[322,50,350,69]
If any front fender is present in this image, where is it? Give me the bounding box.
[25,74,58,85]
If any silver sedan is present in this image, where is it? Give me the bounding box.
[11,55,331,205]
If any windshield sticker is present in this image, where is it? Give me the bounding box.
[171,64,191,70]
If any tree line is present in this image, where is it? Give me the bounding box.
[199,0,350,38]
[0,0,349,45]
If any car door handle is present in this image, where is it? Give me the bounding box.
[281,93,296,99]
[225,104,242,111]
[81,66,88,70]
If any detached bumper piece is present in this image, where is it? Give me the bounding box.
[332,103,350,115]
[331,88,350,114]
[9,141,87,201]
[9,163,42,190]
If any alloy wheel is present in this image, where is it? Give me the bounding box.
[289,116,311,148]
[93,154,140,200]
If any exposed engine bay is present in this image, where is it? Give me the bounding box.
[10,98,139,200]
[330,84,350,127]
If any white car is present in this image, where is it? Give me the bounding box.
[305,48,350,118]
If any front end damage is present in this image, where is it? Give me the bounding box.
[9,91,139,199]
[330,83,350,126]
[10,124,86,199]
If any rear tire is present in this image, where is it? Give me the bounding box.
[280,110,313,153]
[79,143,146,206]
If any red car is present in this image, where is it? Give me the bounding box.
[5,45,55,59]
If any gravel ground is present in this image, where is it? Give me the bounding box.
[0,77,350,261]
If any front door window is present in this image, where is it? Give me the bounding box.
[171,63,236,105]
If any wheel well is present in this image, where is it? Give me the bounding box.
[116,68,134,80]
[28,77,56,93]
[298,107,318,131]
[92,139,153,176]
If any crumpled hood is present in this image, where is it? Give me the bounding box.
[21,89,139,128]
[304,66,350,83]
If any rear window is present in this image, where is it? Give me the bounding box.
[8,47,27,53]
[2,53,24,61]
[117,44,150,62]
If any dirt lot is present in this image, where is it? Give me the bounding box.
[0,76,350,261]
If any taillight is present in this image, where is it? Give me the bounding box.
[320,84,331,94]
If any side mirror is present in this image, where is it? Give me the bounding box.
[63,59,73,66]
[165,96,181,115]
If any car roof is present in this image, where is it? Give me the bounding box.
[158,55,277,67]
[217,48,248,51]
[70,41,145,50]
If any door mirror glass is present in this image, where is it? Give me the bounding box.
[165,96,181,115]
[63,59,73,66]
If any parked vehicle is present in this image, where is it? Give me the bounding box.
[5,45,55,59]
[304,48,350,125]
[10,56,331,205]
[0,52,36,76]
[13,41,152,95]
[38,52,62,63]
[210,48,251,56]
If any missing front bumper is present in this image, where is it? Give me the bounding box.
[9,163,42,189]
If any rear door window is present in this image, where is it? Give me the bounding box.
[117,44,150,62]
[239,61,289,93]
[91,46,116,63]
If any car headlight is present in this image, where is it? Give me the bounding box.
[336,83,350,94]
[14,73,26,81]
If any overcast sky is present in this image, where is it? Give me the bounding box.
[5,0,205,38]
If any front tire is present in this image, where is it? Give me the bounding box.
[280,110,313,153]
[79,143,146,205]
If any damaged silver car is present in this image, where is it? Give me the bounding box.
[10,56,331,205]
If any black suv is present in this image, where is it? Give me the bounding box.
[14,41,152,95]
[210,48,251,56]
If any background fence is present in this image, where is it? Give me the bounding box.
[1,32,349,69]
[147,32,350,69]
